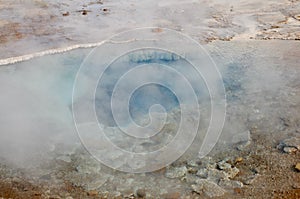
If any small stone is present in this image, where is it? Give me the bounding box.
[292,183,300,189]
[196,168,208,178]
[236,140,251,151]
[162,192,181,199]
[227,167,240,179]
[165,166,187,179]
[187,160,200,167]
[283,147,297,154]
[136,189,146,198]
[294,14,300,21]
[235,157,243,163]
[87,190,98,196]
[82,10,88,15]
[62,12,69,16]
[295,163,300,172]
[207,169,228,181]
[217,160,232,170]
[242,175,257,185]
[188,167,198,174]
[278,137,300,153]
[192,179,226,198]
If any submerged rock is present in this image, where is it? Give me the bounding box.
[165,166,187,179]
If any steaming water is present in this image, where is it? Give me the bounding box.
[0,40,299,171]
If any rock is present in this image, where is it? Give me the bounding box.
[226,167,240,179]
[235,157,243,163]
[196,168,208,178]
[283,147,297,154]
[242,175,258,185]
[218,179,243,188]
[295,163,300,172]
[136,189,146,198]
[278,137,300,153]
[62,12,69,16]
[207,168,228,181]
[236,140,251,151]
[82,10,88,15]
[165,166,187,179]
[187,167,198,174]
[292,183,300,189]
[87,190,98,196]
[187,160,200,167]
[217,160,232,170]
[294,14,300,21]
[192,179,226,198]
[162,192,181,199]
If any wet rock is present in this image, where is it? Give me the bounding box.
[185,173,200,184]
[165,166,187,179]
[187,167,198,174]
[236,140,251,151]
[207,168,228,181]
[192,179,226,198]
[217,160,232,170]
[278,136,300,153]
[196,168,208,178]
[283,146,297,153]
[187,160,200,167]
[295,163,300,172]
[218,179,243,188]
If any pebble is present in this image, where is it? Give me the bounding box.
[87,190,98,196]
[227,167,240,179]
[196,168,208,178]
[242,175,257,185]
[236,140,251,151]
[136,189,146,198]
[279,137,300,153]
[165,166,187,179]
[207,168,228,181]
[192,179,226,198]
[295,163,300,172]
[235,157,243,163]
[217,160,232,170]
[283,146,297,154]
